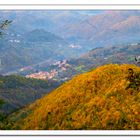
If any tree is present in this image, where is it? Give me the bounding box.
[0,20,12,37]
[135,56,140,64]
[0,99,4,108]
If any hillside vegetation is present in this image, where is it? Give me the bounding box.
[0,75,60,114]
[69,43,140,72]
[7,64,140,130]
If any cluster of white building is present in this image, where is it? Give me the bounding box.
[69,44,82,49]
[24,59,71,80]
[53,60,67,67]
[9,39,20,43]
[26,70,58,80]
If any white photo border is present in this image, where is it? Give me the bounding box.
[0,0,140,5]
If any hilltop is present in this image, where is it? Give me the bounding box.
[7,64,140,130]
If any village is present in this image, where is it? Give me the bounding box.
[25,70,58,80]
[25,60,69,80]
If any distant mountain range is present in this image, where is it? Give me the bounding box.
[1,10,140,48]
[57,11,140,48]
[1,10,140,74]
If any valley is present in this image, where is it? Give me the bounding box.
[12,42,140,83]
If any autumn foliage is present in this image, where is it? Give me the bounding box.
[8,64,140,130]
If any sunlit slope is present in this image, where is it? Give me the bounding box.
[10,64,140,130]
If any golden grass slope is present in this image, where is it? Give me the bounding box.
[9,64,140,130]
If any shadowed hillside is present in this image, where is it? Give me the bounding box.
[6,64,140,130]
[0,75,61,114]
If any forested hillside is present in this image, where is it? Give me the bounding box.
[69,42,140,71]
[0,75,61,114]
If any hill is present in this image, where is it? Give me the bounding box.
[26,42,140,82]
[7,64,140,130]
[0,75,60,114]
[0,29,82,74]
[69,42,140,70]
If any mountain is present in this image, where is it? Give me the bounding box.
[56,11,140,48]
[23,29,66,43]
[6,64,140,130]
[0,29,82,74]
[0,75,61,114]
